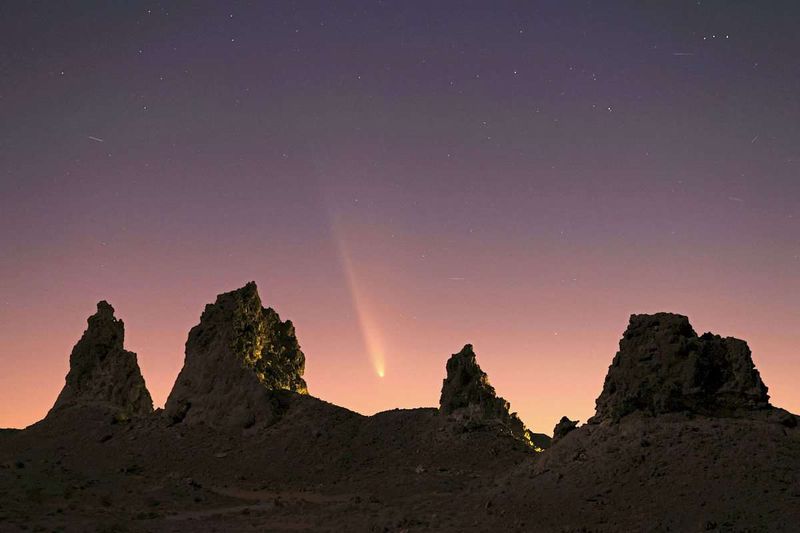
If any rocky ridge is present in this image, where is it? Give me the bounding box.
[6,292,799,532]
[590,312,771,423]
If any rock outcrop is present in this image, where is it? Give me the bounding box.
[165,282,308,430]
[526,431,552,451]
[552,416,578,441]
[50,301,153,418]
[439,344,527,440]
[590,313,770,423]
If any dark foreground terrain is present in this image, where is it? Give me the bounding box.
[1,284,798,532]
[2,403,799,532]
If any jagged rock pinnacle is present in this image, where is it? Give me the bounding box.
[553,416,578,441]
[590,312,770,423]
[439,344,527,440]
[50,301,153,418]
[165,282,308,430]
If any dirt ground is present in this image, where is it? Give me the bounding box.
[1,395,799,532]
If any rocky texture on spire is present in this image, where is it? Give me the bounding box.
[439,344,527,440]
[50,301,153,418]
[165,282,308,430]
[590,313,770,423]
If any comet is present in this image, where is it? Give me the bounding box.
[331,219,388,379]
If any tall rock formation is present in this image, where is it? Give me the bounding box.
[165,282,308,430]
[439,344,528,441]
[50,301,153,418]
[590,313,770,423]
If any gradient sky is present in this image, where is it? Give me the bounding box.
[1,1,799,432]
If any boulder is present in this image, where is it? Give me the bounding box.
[164,282,307,430]
[50,301,153,418]
[590,313,770,423]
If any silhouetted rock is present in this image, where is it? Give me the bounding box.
[590,313,770,423]
[6,298,800,532]
[165,282,308,430]
[768,408,798,428]
[49,301,153,418]
[553,416,578,440]
[526,431,552,450]
[439,344,527,440]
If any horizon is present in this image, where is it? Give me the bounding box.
[2,2,799,432]
[0,279,796,432]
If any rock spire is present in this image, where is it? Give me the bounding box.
[439,344,528,440]
[50,301,153,418]
[165,282,308,430]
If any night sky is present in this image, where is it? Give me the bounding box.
[1,1,799,432]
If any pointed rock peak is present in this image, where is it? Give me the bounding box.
[165,282,308,430]
[94,300,116,318]
[222,280,261,306]
[84,301,123,347]
[553,416,578,441]
[525,430,552,451]
[439,344,527,441]
[440,344,490,415]
[49,301,153,418]
[458,343,475,356]
[590,313,770,423]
